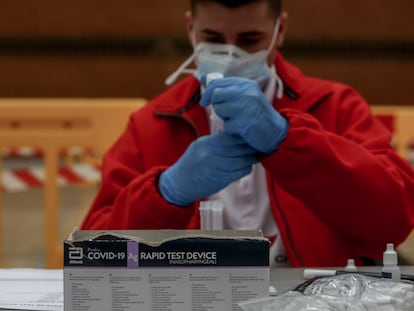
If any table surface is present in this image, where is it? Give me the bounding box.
[1,266,413,310]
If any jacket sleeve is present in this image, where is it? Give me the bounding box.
[261,87,414,254]
[80,118,199,230]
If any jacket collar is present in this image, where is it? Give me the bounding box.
[153,77,210,136]
[153,76,201,113]
[275,53,333,111]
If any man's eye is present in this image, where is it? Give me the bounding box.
[204,37,225,44]
[240,38,259,45]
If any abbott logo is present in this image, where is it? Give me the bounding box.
[69,247,83,264]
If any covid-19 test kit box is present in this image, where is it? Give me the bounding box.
[63,230,270,311]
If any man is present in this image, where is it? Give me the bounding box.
[81,0,414,267]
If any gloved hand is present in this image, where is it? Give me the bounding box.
[159,132,258,206]
[200,77,289,154]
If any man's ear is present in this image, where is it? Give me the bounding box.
[185,11,195,47]
[276,12,288,48]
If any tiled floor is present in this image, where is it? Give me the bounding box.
[2,181,414,268]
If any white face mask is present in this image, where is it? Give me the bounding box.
[193,42,272,87]
[165,19,282,94]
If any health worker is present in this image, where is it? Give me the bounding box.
[81,0,414,267]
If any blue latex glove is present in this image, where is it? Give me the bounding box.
[159,132,258,206]
[200,77,288,154]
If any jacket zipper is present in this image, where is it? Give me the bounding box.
[269,179,305,266]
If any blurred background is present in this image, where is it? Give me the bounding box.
[0,0,414,268]
[0,0,413,103]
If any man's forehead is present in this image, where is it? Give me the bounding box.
[192,0,272,13]
[193,3,274,33]
[193,0,273,20]
[194,20,275,37]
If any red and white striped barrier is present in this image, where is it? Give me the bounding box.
[1,146,101,192]
[1,163,101,192]
[1,146,96,159]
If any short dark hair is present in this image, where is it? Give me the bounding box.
[190,0,282,18]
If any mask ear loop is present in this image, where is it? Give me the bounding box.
[267,19,284,99]
[267,19,281,55]
[165,31,202,86]
[164,50,198,85]
[275,73,284,99]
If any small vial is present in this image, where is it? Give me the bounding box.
[344,259,358,272]
[206,72,224,86]
[206,72,224,134]
[199,199,224,230]
[199,201,212,230]
[381,243,401,282]
[268,286,277,296]
[211,200,224,230]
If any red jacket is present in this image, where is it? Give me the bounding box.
[81,54,414,267]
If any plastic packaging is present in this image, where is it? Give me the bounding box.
[239,273,414,311]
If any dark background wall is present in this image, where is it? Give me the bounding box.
[0,0,413,106]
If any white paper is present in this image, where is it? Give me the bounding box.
[0,268,63,311]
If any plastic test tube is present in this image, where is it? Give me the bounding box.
[199,201,212,230]
[211,200,224,230]
[199,200,224,230]
[206,72,224,134]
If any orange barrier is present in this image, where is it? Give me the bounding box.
[0,98,146,268]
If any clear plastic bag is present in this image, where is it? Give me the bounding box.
[239,273,414,311]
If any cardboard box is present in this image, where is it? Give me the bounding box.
[64,230,270,311]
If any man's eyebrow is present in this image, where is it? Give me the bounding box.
[200,29,223,36]
[238,31,265,37]
[200,29,264,37]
